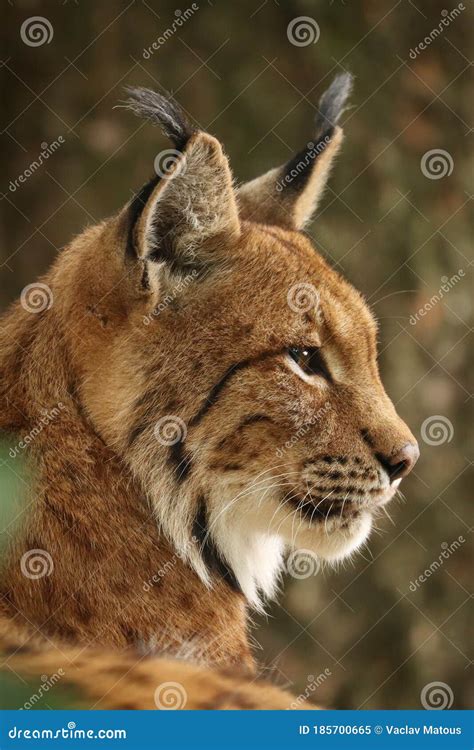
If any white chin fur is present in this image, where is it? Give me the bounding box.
[203,490,373,610]
[296,510,373,563]
[210,517,286,611]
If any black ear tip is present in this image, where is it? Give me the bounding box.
[315,71,354,135]
[120,86,195,150]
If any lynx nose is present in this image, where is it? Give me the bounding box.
[377,442,420,483]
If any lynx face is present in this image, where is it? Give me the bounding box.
[55,76,418,606]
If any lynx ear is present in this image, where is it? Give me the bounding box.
[238,73,353,230]
[123,88,240,273]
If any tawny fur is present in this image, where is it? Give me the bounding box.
[0,74,416,709]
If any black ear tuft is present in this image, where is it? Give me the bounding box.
[121,87,197,259]
[122,86,196,150]
[314,72,353,139]
[279,73,352,196]
[238,72,353,229]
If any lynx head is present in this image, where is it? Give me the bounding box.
[39,74,419,607]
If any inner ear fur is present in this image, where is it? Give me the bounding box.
[237,73,353,230]
[121,88,240,275]
[135,132,240,271]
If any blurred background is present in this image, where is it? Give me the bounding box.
[1,0,472,709]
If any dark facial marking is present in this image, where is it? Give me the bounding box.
[360,428,375,448]
[237,413,273,430]
[189,350,283,429]
[126,421,148,450]
[315,485,378,497]
[169,441,193,483]
[222,463,242,471]
[216,414,274,452]
[289,495,356,522]
[192,497,242,595]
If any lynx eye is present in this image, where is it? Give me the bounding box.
[288,347,332,381]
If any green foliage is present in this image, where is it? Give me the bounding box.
[0,670,80,710]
